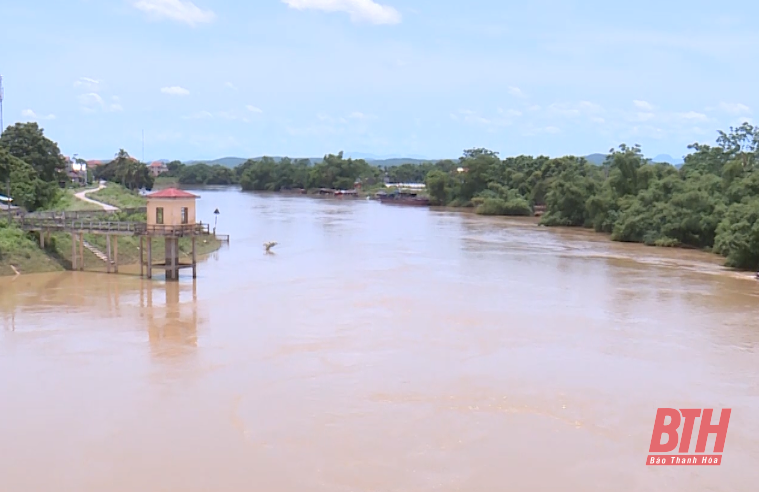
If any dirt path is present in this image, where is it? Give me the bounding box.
[74,184,119,211]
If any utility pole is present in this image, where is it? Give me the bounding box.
[0,74,4,133]
[6,177,10,224]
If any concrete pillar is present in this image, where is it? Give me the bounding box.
[113,236,119,273]
[106,235,112,274]
[140,236,144,277]
[165,237,179,281]
[147,237,152,279]
[79,233,84,271]
[192,236,197,279]
[71,233,77,270]
[40,231,45,249]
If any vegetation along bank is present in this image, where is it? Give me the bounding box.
[3,120,759,272]
[0,123,221,276]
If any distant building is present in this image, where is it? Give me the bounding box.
[148,161,168,177]
[63,155,87,185]
[385,182,426,190]
[146,188,198,230]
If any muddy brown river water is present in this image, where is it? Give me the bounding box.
[1,188,758,491]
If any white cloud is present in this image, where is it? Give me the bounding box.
[281,0,401,25]
[161,86,190,96]
[507,86,525,98]
[73,77,99,90]
[246,105,263,113]
[635,112,656,122]
[348,111,376,120]
[633,100,654,111]
[20,109,56,121]
[225,82,238,90]
[717,102,751,115]
[678,111,708,122]
[185,111,214,119]
[497,108,522,117]
[77,92,122,112]
[77,92,104,111]
[548,101,604,117]
[132,0,215,26]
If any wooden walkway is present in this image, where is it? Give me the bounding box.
[11,214,214,280]
[14,216,210,237]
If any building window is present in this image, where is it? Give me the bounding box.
[181,207,188,224]
[156,207,164,224]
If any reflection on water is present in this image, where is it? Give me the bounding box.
[1,189,759,492]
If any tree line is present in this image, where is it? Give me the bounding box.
[0,122,68,211]
[167,122,759,269]
[5,119,759,269]
[162,153,458,189]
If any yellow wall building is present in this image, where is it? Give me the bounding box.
[146,188,198,229]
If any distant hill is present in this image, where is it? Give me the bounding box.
[182,156,437,168]
[584,153,607,165]
[178,153,685,168]
[651,154,684,166]
[184,157,249,167]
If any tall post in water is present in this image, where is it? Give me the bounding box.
[79,233,84,271]
[191,236,197,279]
[165,237,179,281]
[146,237,153,279]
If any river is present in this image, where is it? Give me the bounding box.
[1,187,758,492]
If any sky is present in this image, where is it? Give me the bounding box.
[0,0,757,162]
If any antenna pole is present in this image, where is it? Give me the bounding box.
[0,74,4,134]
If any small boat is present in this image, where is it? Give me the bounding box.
[376,190,430,206]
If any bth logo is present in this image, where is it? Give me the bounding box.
[647,408,731,466]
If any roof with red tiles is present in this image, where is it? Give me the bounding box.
[146,188,198,199]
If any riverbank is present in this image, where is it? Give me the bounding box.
[1,222,223,276]
[0,184,222,276]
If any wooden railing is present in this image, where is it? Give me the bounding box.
[134,223,211,236]
[214,234,230,243]
[19,207,147,221]
[17,217,140,233]
[14,216,210,236]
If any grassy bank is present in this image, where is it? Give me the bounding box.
[0,222,65,275]
[1,184,222,276]
[1,222,222,276]
[42,231,221,272]
[154,176,179,188]
[88,184,147,208]
[47,187,103,211]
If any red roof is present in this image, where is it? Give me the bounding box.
[146,188,198,199]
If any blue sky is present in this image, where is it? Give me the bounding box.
[1,0,756,161]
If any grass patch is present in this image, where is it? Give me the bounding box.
[154,176,179,188]
[46,188,103,211]
[88,184,147,209]
[0,222,64,275]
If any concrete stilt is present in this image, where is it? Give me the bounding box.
[147,237,152,279]
[192,236,197,278]
[165,237,180,281]
[140,236,144,277]
[113,236,118,273]
[71,233,77,270]
[79,233,84,270]
[40,231,45,249]
[106,235,112,273]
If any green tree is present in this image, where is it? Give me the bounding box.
[0,122,67,183]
